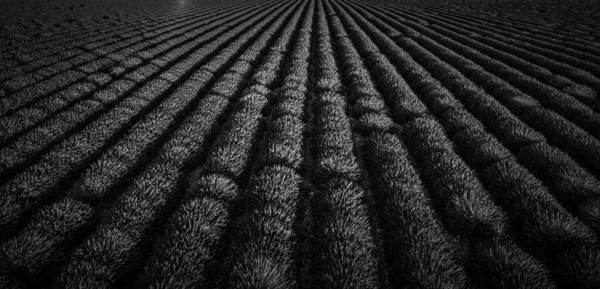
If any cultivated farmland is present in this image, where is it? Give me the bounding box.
[1,0,600,287]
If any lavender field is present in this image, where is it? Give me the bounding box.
[1,0,600,288]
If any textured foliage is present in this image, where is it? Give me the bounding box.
[0,0,599,288]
